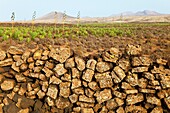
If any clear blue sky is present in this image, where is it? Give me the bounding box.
[0,0,170,21]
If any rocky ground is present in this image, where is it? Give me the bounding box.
[0,44,170,113]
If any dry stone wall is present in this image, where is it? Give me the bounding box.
[0,44,170,113]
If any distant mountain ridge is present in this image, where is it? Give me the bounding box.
[111,10,162,17]
[37,11,75,20]
[34,10,170,23]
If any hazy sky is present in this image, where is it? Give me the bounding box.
[0,0,170,21]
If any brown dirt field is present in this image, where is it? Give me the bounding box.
[0,23,170,62]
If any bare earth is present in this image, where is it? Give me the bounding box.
[0,22,170,62]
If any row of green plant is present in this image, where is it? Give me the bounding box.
[0,25,135,42]
[81,22,170,27]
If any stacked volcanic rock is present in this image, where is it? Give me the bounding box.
[0,45,169,113]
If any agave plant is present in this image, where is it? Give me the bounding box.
[32,11,36,29]
[77,11,80,27]
[54,11,58,34]
[11,12,15,30]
